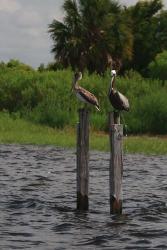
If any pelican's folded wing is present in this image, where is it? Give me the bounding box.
[78,87,99,106]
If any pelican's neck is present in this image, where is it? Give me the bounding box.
[72,78,79,90]
[111,75,115,89]
[109,75,115,94]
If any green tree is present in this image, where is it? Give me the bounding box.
[38,63,45,72]
[126,0,164,73]
[48,0,133,74]
[155,10,167,51]
[148,50,167,84]
[46,61,64,71]
[7,59,34,71]
[0,61,6,70]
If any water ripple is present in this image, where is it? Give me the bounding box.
[0,144,167,249]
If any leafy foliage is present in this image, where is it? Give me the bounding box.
[48,0,167,75]
[148,50,167,83]
[6,59,34,71]
[125,0,166,73]
[0,67,167,134]
[48,0,133,74]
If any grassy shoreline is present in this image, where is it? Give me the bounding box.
[0,112,167,155]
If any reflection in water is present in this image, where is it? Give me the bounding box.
[0,144,167,249]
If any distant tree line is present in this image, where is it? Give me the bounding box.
[48,0,167,75]
[0,59,33,71]
[1,49,167,84]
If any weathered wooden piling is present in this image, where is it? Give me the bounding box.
[109,111,123,214]
[76,108,89,210]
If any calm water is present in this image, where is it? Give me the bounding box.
[0,144,167,250]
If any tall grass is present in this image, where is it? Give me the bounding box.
[0,67,167,134]
[1,112,167,155]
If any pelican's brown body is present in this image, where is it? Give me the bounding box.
[72,72,100,111]
[108,70,129,111]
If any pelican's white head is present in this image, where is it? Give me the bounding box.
[110,69,117,90]
[74,72,82,81]
[72,72,82,90]
[111,69,116,76]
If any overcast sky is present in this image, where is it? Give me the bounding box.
[0,0,167,68]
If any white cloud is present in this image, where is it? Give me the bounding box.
[0,0,21,13]
[15,10,43,28]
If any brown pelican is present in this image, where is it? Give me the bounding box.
[108,70,129,111]
[72,72,100,111]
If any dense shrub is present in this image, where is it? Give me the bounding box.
[6,59,34,71]
[0,68,166,134]
[148,50,167,84]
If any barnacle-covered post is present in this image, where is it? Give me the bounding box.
[109,111,123,214]
[76,108,89,210]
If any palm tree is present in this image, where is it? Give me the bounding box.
[48,0,133,74]
[49,1,84,69]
